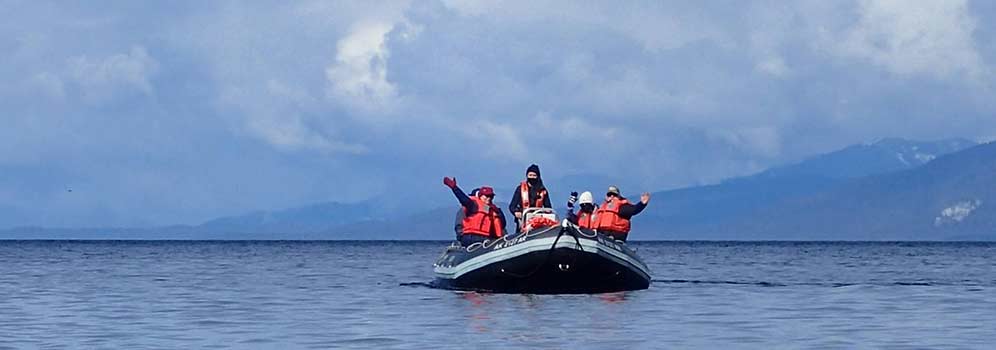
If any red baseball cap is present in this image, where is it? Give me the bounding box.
[478,187,495,196]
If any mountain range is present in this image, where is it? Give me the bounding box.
[699,140,996,240]
[2,137,992,240]
[637,137,983,239]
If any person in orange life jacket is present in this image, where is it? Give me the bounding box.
[593,186,651,242]
[443,177,506,246]
[454,188,480,240]
[566,191,598,229]
[508,164,552,232]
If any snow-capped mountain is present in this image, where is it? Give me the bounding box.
[647,139,996,240]
[751,137,976,180]
[635,138,978,237]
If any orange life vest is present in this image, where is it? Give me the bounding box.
[462,197,503,238]
[576,210,597,229]
[519,181,548,209]
[594,198,631,233]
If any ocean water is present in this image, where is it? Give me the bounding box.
[0,241,993,349]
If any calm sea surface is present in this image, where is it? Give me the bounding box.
[1,240,994,349]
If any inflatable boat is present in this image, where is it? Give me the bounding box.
[432,208,651,294]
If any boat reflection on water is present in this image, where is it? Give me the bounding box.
[459,292,493,333]
[597,291,630,304]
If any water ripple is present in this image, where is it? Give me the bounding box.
[0,240,993,348]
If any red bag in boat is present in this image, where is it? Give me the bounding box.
[526,216,558,230]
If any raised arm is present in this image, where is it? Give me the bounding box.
[443,177,475,209]
[619,193,651,218]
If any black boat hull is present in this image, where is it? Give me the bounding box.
[433,224,651,294]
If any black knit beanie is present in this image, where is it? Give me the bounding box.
[526,164,541,178]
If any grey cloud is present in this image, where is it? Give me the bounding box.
[381,0,996,182]
[834,0,987,80]
[2,1,996,227]
[67,46,159,104]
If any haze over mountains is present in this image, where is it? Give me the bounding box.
[2,138,993,240]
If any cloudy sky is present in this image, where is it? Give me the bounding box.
[3,0,996,228]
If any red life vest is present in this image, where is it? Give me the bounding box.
[576,210,597,229]
[462,197,503,238]
[594,198,631,233]
[519,181,548,209]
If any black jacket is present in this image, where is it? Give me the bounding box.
[507,182,552,215]
[614,199,648,219]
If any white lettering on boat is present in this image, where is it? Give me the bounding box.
[465,226,559,253]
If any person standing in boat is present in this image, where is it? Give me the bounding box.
[443,177,506,246]
[593,186,650,242]
[566,191,598,229]
[508,164,552,232]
